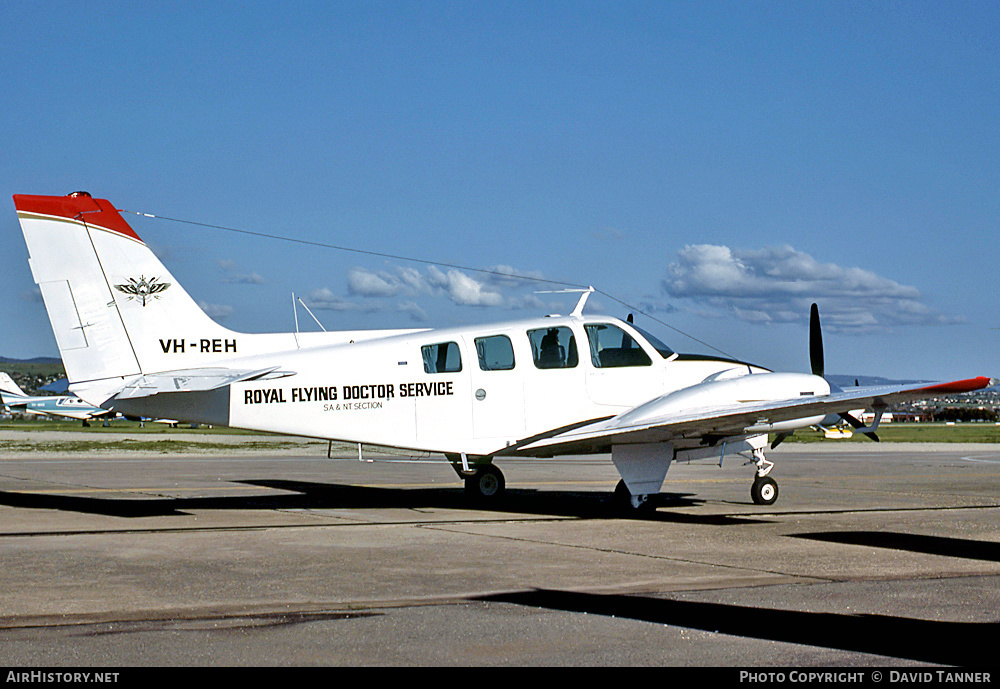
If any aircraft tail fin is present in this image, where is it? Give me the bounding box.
[0,372,30,403]
[12,193,245,398]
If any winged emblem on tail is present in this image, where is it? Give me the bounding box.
[114,276,170,306]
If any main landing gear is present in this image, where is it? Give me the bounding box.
[464,464,505,502]
[448,454,506,504]
[612,480,655,515]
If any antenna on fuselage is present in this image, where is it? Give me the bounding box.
[297,297,327,332]
[292,293,327,347]
[292,292,300,348]
[535,286,595,317]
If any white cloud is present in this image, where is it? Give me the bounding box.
[397,300,427,322]
[661,244,962,332]
[304,288,363,312]
[225,272,265,285]
[482,264,547,288]
[347,268,400,298]
[218,259,265,284]
[427,266,504,307]
[342,263,540,309]
[299,261,571,326]
[198,301,234,320]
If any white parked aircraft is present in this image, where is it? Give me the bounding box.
[12,193,996,509]
[0,371,117,425]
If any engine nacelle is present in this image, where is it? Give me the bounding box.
[617,371,831,431]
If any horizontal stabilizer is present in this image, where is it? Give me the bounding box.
[0,372,30,401]
[115,367,296,400]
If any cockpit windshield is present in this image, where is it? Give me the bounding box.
[629,324,675,358]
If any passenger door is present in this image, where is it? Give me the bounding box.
[466,333,526,441]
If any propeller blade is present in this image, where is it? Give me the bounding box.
[810,305,876,442]
[809,303,824,378]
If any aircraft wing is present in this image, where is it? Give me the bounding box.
[35,405,116,421]
[504,376,996,456]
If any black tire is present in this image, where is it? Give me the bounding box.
[612,479,655,515]
[464,465,505,503]
[751,476,779,505]
[612,479,631,511]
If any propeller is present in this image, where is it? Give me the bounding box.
[771,303,878,448]
[810,302,879,442]
[809,303,824,378]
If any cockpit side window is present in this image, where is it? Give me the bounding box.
[475,335,515,371]
[527,326,578,369]
[629,324,675,358]
[585,324,652,368]
[421,341,462,374]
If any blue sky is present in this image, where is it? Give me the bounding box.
[1,1,998,381]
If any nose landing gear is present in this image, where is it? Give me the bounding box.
[750,446,779,505]
[751,475,778,505]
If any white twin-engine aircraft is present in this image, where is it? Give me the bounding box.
[12,193,996,510]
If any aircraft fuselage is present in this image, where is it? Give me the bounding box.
[107,314,773,457]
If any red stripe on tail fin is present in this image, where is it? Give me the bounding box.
[13,193,142,242]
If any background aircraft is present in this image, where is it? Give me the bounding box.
[0,372,117,425]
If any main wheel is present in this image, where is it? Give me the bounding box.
[464,465,505,503]
[612,479,632,511]
[750,476,778,505]
[612,479,654,515]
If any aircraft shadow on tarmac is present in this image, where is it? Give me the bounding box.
[476,588,997,666]
[0,480,765,526]
[792,531,1000,563]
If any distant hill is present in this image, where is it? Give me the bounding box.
[0,357,66,396]
[0,356,62,364]
[827,374,929,388]
[827,374,1000,394]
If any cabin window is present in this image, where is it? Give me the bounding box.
[527,326,578,369]
[585,324,652,368]
[475,335,515,371]
[421,341,462,374]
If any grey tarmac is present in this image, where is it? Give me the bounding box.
[1,432,999,667]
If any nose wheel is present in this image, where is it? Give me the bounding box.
[748,445,779,505]
[751,475,778,505]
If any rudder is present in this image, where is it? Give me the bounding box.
[13,193,241,390]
